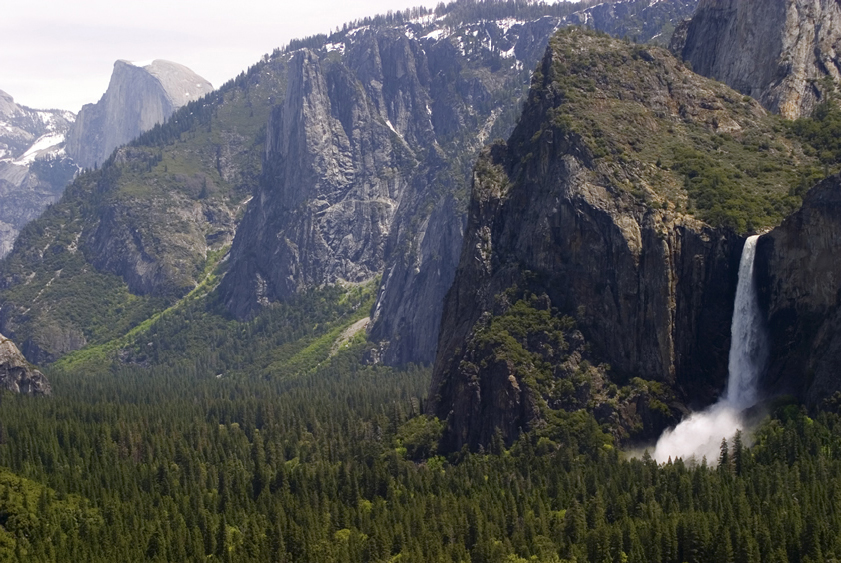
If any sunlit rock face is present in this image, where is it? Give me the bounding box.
[673,0,841,119]
[219,1,699,367]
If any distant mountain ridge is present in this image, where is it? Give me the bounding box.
[0,90,76,258]
[0,0,698,366]
[0,60,212,260]
[220,0,700,366]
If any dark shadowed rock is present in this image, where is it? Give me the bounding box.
[219,23,559,365]
[756,174,841,405]
[0,1,701,366]
[428,29,812,452]
[219,2,699,366]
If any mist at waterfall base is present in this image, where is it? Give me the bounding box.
[651,236,769,464]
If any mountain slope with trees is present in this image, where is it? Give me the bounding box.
[0,0,698,368]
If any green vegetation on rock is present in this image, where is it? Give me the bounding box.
[0,57,290,362]
[788,99,841,177]
[537,29,819,232]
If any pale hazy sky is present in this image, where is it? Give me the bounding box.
[1,0,443,112]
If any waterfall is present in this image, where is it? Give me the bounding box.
[725,235,768,408]
[651,235,768,463]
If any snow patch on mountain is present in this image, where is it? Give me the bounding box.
[14,133,65,165]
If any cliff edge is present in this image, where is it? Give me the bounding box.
[0,334,50,396]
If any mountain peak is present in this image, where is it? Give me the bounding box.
[65,59,213,169]
[0,89,18,117]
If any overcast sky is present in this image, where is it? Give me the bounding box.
[1,0,446,112]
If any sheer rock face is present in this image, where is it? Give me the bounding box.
[756,175,841,405]
[0,334,50,396]
[673,0,841,118]
[0,2,700,367]
[566,0,698,45]
[429,33,756,453]
[219,24,556,365]
[220,44,425,317]
[66,60,213,169]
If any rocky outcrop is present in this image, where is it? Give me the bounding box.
[0,57,289,362]
[672,0,841,118]
[0,60,212,261]
[65,60,213,169]
[0,90,75,161]
[0,1,702,366]
[369,195,465,366]
[756,174,841,405]
[428,29,809,452]
[0,334,50,396]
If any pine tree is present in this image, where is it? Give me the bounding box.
[719,438,730,471]
[732,430,744,476]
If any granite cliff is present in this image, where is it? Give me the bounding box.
[220,17,575,367]
[0,0,699,366]
[0,61,288,363]
[65,60,213,169]
[672,0,841,119]
[0,59,213,260]
[429,29,817,452]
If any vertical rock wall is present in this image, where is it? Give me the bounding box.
[674,0,841,118]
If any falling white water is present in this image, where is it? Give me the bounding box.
[652,235,768,463]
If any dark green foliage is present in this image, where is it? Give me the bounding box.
[532,29,819,233]
[0,5,838,562]
[0,177,172,351]
[396,416,445,460]
[474,294,575,397]
[28,155,79,191]
[669,144,802,231]
[789,100,841,174]
[2,356,841,561]
[0,469,103,560]
[0,276,837,561]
